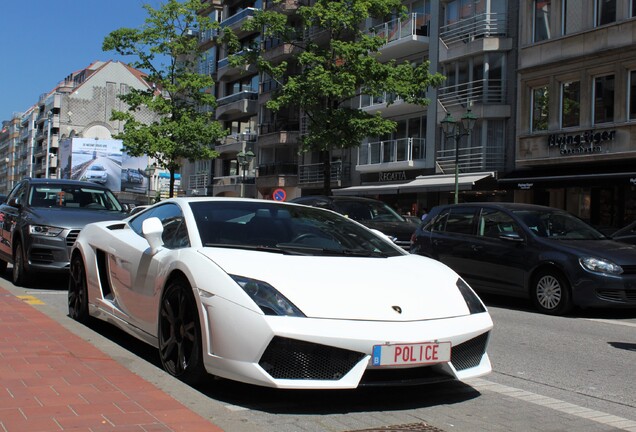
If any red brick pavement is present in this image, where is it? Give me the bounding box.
[0,286,224,432]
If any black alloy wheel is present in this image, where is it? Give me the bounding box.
[68,254,89,323]
[12,241,30,287]
[532,269,573,316]
[158,278,205,385]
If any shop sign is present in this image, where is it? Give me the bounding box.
[379,171,407,182]
[518,183,534,190]
[547,130,615,156]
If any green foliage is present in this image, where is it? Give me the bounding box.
[103,0,226,197]
[224,0,444,194]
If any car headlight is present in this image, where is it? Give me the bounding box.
[231,275,305,317]
[579,257,623,275]
[29,225,64,237]
[456,278,487,314]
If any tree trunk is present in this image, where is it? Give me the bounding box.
[322,150,331,196]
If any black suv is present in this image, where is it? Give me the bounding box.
[410,202,636,315]
[0,178,128,286]
[290,195,417,250]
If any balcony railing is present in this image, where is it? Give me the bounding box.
[440,13,507,46]
[220,8,255,28]
[437,79,505,109]
[298,161,350,184]
[259,121,300,135]
[368,12,430,42]
[359,138,426,165]
[436,145,505,173]
[188,173,209,190]
[212,175,255,186]
[258,163,298,176]
[198,28,219,43]
[216,90,258,106]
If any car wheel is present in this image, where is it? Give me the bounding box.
[0,259,7,274]
[12,241,30,287]
[158,277,205,385]
[532,269,572,315]
[68,254,89,323]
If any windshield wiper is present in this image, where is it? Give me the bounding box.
[275,243,389,257]
[203,243,305,255]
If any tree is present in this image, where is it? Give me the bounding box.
[224,0,445,195]
[103,0,226,198]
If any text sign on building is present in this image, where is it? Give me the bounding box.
[547,130,616,156]
[379,171,407,182]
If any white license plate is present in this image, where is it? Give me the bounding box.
[372,342,451,366]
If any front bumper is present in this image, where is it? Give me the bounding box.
[572,271,636,307]
[25,229,80,273]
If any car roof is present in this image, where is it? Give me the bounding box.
[23,177,110,190]
[432,202,563,212]
[291,195,387,204]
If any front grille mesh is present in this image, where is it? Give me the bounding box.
[597,289,636,303]
[259,337,365,380]
[65,229,81,247]
[451,332,489,371]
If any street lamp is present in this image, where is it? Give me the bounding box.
[144,164,156,204]
[441,108,477,204]
[236,150,254,197]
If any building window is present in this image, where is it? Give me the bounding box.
[593,74,615,124]
[596,0,616,26]
[533,0,551,42]
[632,0,636,17]
[562,0,584,35]
[629,71,636,120]
[561,81,580,128]
[531,86,549,132]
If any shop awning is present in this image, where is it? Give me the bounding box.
[333,172,495,195]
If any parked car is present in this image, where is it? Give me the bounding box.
[610,220,636,245]
[82,164,108,184]
[0,178,128,286]
[290,195,416,249]
[410,202,636,315]
[68,197,493,388]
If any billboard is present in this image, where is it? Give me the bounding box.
[59,138,154,195]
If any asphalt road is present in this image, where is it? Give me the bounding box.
[4,272,636,432]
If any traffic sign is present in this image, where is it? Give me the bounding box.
[272,188,287,201]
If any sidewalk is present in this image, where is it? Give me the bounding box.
[0,285,224,432]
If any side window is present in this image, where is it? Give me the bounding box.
[429,209,450,232]
[7,181,27,203]
[445,207,478,235]
[478,209,520,239]
[129,203,190,249]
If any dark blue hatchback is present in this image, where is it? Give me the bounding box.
[410,202,636,315]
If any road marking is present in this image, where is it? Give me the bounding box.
[467,378,636,431]
[16,295,45,305]
[586,318,636,328]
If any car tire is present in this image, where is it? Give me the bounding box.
[158,277,205,386]
[68,254,89,323]
[531,269,572,315]
[12,241,31,287]
[0,259,7,274]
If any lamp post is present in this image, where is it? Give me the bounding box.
[440,109,477,204]
[236,150,254,198]
[144,164,156,204]
[45,110,52,178]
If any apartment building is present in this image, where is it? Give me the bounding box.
[190,0,517,215]
[0,61,157,198]
[509,0,636,228]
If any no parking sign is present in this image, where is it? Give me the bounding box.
[272,188,287,201]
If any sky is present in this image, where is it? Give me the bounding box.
[0,0,165,122]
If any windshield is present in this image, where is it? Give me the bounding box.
[190,201,404,257]
[514,209,607,240]
[335,200,405,222]
[29,185,123,211]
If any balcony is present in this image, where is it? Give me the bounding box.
[359,92,423,117]
[258,122,300,148]
[437,79,506,110]
[212,175,256,197]
[298,161,351,185]
[198,28,219,45]
[261,39,302,64]
[220,8,256,37]
[368,13,430,62]
[357,137,426,173]
[439,13,510,62]
[436,145,505,174]
[215,90,258,120]
[216,53,255,80]
[256,163,298,189]
[264,0,299,14]
[215,132,257,154]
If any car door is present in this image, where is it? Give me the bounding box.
[467,207,528,295]
[106,203,190,335]
[428,206,480,281]
[0,181,27,261]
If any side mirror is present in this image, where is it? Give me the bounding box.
[499,232,524,243]
[142,217,164,254]
[8,197,21,208]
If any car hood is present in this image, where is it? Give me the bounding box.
[198,249,471,321]
[27,207,127,229]
[543,238,636,265]
[359,220,417,240]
